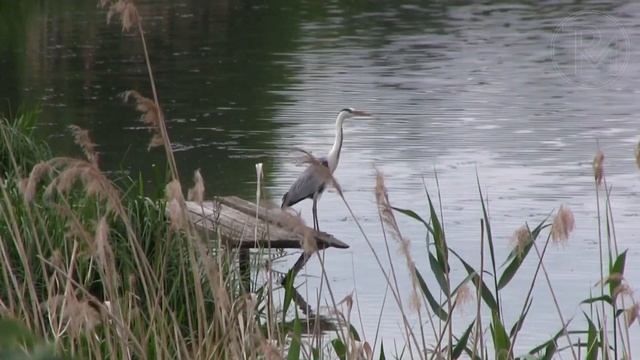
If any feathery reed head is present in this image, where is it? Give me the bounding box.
[44,292,101,337]
[454,283,474,314]
[625,303,639,327]
[120,90,163,150]
[260,339,282,360]
[105,0,140,32]
[593,150,604,186]
[596,273,624,287]
[23,162,50,203]
[23,157,123,219]
[94,216,114,271]
[612,283,633,302]
[374,168,421,311]
[166,180,186,230]
[187,169,205,204]
[550,204,575,245]
[511,225,532,257]
[375,169,397,239]
[165,179,184,202]
[121,90,159,127]
[68,125,98,167]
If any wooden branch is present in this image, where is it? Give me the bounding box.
[184,196,349,250]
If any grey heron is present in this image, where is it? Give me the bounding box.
[280,108,370,283]
[281,107,371,230]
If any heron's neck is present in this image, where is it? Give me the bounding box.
[327,114,345,173]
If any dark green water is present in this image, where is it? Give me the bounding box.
[2,0,309,197]
[2,0,639,352]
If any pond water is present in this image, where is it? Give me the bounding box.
[2,0,639,354]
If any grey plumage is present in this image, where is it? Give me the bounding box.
[281,157,329,208]
[278,107,370,285]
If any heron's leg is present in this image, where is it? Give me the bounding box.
[280,194,319,286]
[292,252,311,278]
[312,193,319,231]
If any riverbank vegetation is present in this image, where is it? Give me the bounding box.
[1,0,638,359]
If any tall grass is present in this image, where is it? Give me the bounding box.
[1,1,638,359]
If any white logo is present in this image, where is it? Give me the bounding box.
[551,11,629,88]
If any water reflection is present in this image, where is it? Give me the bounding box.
[0,0,305,196]
[1,0,639,353]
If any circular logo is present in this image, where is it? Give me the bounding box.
[551,11,630,88]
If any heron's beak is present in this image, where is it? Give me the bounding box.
[352,110,371,117]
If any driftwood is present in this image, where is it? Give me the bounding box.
[184,196,349,250]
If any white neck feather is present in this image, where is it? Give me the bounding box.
[327,112,347,173]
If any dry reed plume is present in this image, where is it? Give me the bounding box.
[105,0,139,32]
[68,125,98,167]
[374,169,421,311]
[23,156,123,216]
[625,303,639,327]
[165,179,186,230]
[550,204,574,245]
[101,0,179,181]
[120,90,164,150]
[593,150,604,185]
[511,225,532,257]
[453,283,473,313]
[43,292,101,337]
[187,169,205,204]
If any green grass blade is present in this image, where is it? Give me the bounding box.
[331,339,347,360]
[542,341,558,360]
[349,324,361,342]
[498,242,533,290]
[609,250,627,297]
[391,206,433,232]
[450,249,498,312]
[500,218,549,267]
[585,314,598,360]
[379,342,386,360]
[0,319,37,348]
[426,192,449,274]
[527,317,572,356]
[509,297,532,338]
[287,314,302,360]
[477,176,500,312]
[498,219,547,290]
[282,272,295,323]
[452,321,475,359]
[415,269,448,320]
[490,310,510,360]
[429,250,450,294]
[581,295,612,305]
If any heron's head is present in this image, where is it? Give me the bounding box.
[339,108,371,119]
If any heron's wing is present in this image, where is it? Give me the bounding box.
[281,164,330,208]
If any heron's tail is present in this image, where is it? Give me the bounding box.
[281,192,289,209]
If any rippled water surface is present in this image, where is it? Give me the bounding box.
[2,0,639,353]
